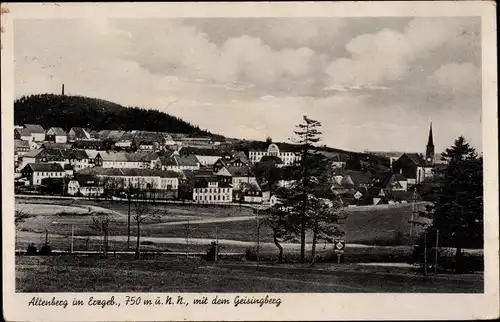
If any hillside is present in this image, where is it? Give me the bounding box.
[14,94,212,135]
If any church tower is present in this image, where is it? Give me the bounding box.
[425,123,435,164]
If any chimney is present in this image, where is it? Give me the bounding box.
[62,84,65,96]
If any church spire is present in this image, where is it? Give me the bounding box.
[425,122,435,164]
[427,122,434,147]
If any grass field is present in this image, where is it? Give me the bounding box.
[15,197,433,267]
[15,255,483,293]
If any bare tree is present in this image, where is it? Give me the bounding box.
[133,202,162,258]
[89,211,113,257]
[15,210,31,227]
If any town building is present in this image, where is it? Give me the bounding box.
[161,155,200,172]
[23,124,46,142]
[21,163,65,186]
[216,165,258,191]
[77,167,180,191]
[249,143,301,166]
[14,128,32,141]
[68,127,91,141]
[192,177,233,203]
[67,175,104,196]
[45,127,68,143]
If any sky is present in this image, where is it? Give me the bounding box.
[14,17,482,153]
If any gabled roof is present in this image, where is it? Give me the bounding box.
[179,147,226,157]
[345,170,373,185]
[393,174,407,181]
[47,127,67,136]
[174,155,199,166]
[22,149,44,158]
[97,130,111,140]
[72,140,106,149]
[24,124,45,134]
[193,176,232,188]
[15,128,31,137]
[24,163,64,172]
[219,166,254,177]
[126,152,159,162]
[107,130,125,141]
[69,127,91,139]
[97,151,128,162]
[403,153,427,166]
[74,174,102,187]
[14,139,30,150]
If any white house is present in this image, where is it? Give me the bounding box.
[249,143,301,166]
[14,128,32,141]
[67,175,104,196]
[21,163,65,186]
[24,124,46,142]
[161,155,200,172]
[216,166,258,191]
[68,127,91,141]
[46,127,68,143]
[193,178,233,203]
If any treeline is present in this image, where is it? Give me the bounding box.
[14,94,213,135]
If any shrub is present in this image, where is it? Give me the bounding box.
[205,242,220,262]
[39,245,52,255]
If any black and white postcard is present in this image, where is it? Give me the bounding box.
[1,2,498,321]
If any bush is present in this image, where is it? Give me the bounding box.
[39,245,52,255]
[26,244,38,255]
[205,242,220,262]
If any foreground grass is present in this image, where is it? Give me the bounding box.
[15,255,483,293]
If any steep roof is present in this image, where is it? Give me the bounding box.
[404,153,427,166]
[175,155,199,166]
[220,166,254,177]
[126,151,159,162]
[345,170,373,185]
[74,174,102,187]
[47,127,67,136]
[15,128,31,137]
[24,124,45,134]
[69,127,90,139]
[97,151,128,162]
[14,139,30,150]
[193,177,232,188]
[24,163,64,172]
[22,149,44,158]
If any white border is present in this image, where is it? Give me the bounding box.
[2,2,498,321]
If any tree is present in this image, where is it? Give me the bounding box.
[288,116,323,262]
[423,136,483,272]
[89,211,113,257]
[265,136,273,144]
[133,202,162,258]
[265,190,298,263]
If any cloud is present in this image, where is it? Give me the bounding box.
[324,18,477,88]
[431,62,481,95]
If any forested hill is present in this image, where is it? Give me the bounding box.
[14,94,213,135]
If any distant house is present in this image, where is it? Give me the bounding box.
[161,155,200,172]
[68,127,91,142]
[95,151,159,169]
[242,183,263,204]
[249,143,301,166]
[18,149,44,170]
[21,163,65,186]
[67,175,104,196]
[46,127,67,143]
[179,147,228,166]
[14,128,32,141]
[14,139,30,156]
[192,177,233,203]
[374,171,408,192]
[126,151,161,169]
[392,153,433,185]
[115,132,134,149]
[216,165,258,191]
[24,124,46,142]
[64,164,75,177]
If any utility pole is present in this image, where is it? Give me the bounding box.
[215,226,219,262]
[70,224,74,254]
[423,229,428,275]
[186,220,190,258]
[127,187,131,249]
[45,229,49,246]
[410,187,417,238]
[256,209,260,270]
[434,229,439,274]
